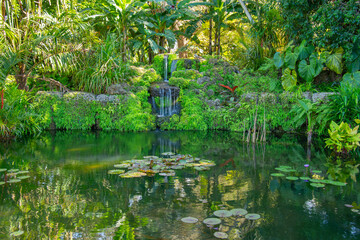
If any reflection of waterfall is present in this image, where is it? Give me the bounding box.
[150,84,180,117]
[170,59,178,77]
[164,55,169,81]
[150,134,180,156]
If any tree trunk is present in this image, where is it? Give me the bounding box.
[1,0,5,21]
[122,26,127,62]
[214,23,218,55]
[15,63,28,90]
[209,19,212,55]
[159,36,165,54]
[216,26,221,55]
[148,48,154,64]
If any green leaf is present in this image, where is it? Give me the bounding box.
[299,59,316,82]
[273,52,284,69]
[285,48,299,69]
[326,48,343,74]
[148,39,159,54]
[348,38,360,73]
[342,71,360,88]
[296,40,315,60]
[281,68,297,91]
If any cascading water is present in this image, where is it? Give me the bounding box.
[149,83,180,117]
[170,59,178,77]
[164,55,169,81]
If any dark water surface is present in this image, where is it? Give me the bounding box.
[0,131,359,239]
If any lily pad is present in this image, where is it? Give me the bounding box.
[8,169,19,173]
[108,170,125,174]
[271,173,285,177]
[10,231,24,237]
[309,179,322,183]
[328,181,346,186]
[199,160,216,166]
[194,166,210,171]
[312,170,322,174]
[17,176,30,180]
[203,218,221,225]
[120,172,147,178]
[17,171,30,174]
[0,182,4,185]
[345,204,354,208]
[143,156,158,159]
[230,208,248,216]
[245,213,261,220]
[0,169,7,172]
[171,166,184,170]
[181,217,198,223]
[159,172,175,176]
[279,165,292,169]
[8,179,21,183]
[310,183,325,188]
[300,177,311,180]
[214,232,228,239]
[286,176,299,181]
[214,210,232,218]
[114,164,131,169]
[161,152,175,156]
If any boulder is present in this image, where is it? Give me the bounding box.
[312,92,336,102]
[106,83,130,95]
[63,92,95,101]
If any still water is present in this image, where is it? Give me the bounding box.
[0,131,359,239]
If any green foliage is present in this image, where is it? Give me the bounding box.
[281,68,297,91]
[171,70,202,80]
[74,34,133,94]
[325,121,360,155]
[0,83,40,140]
[33,90,155,131]
[168,77,192,89]
[130,67,161,87]
[290,99,318,133]
[151,54,177,80]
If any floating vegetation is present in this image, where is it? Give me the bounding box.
[0,168,7,172]
[112,154,216,179]
[8,179,21,183]
[17,170,30,174]
[108,170,125,175]
[181,217,198,223]
[271,173,285,177]
[245,213,261,220]
[203,218,221,225]
[7,169,19,173]
[0,182,4,185]
[17,176,30,180]
[310,183,325,188]
[214,232,228,239]
[10,231,24,237]
[345,204,354,208]
[272,165,347,189]
[230,208,248,216]
[214,210,232,218]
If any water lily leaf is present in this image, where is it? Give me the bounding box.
[214,210,232,218]
[0,169,7,172]
[171,165,184,170]
[279,165,292,169]
[108,169,125,174]
[114,164,131,169]
[328,181,346,186]
[310,183,325,188]
[203,218,221,225]
[161,152,175,156]
[194,166,210,171]
[159,172,175,176]
[8,179,21,183]
[351,209,359,213]
[300,177,311,181]
[230,208,248,216]
[214,232,228,239]
[245,213,261,220]
[17,176,30,180]
[309,179,322,183]
[286,176,299,181]
[181,217,198,223]
[143,156,159,159]
[199,160,216,167]
[8,169,19,173]
[0,182,4,185]
[311,170,322,174]
[120,172,147,178]
[345,204,354,208]
[10,231,24,237]
[17,171,30,174]
[271,173,285,177]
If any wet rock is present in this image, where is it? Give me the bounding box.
[197,76,211,85]
[106,83,130,95]
[63,92,95,101]
[149,82,180,97]
[312,92,336,102]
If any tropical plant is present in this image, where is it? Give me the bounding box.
[0,83,40,141]
[325,121,360,158]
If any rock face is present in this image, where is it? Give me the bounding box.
[312,92,337,102]
[63,92,96,101]
[182,59,200,70]
[106,83,130,95]
[149,82,180,97]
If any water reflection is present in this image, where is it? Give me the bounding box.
[0,131,359,239]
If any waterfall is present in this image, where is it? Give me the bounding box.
[164,55,169,81]
[170,59,178,77]
[150,83,180,118]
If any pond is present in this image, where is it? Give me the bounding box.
[0,131,359,239]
